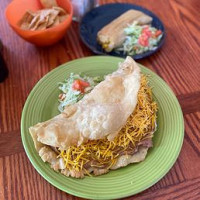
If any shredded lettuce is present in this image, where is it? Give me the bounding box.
[58,73,103,112]
[116,22,163,55]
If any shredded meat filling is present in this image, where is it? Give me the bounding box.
[50,137,152,171]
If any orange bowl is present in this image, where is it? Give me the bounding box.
[5,0,73,46]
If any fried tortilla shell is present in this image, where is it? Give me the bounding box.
[29,56,141,150]
[31,135,150,178]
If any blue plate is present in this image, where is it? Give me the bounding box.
[80,3,165,60]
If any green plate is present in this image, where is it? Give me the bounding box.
[21,56,184,199]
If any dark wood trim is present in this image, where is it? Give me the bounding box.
[177,91,200,115]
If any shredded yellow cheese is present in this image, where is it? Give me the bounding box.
[58,75,158,173]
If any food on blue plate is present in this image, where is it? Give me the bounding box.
[29,57,157,178]
[18,6,68,31]
[97,9,152,52]
[116,22,163,55]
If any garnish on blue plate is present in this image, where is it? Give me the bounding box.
[97,9,162,55]
[116,22,163,55]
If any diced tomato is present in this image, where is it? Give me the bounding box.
[138,33,149,47]
[72,80,82,91]
[142,27,152,37]
[72,79,90,93]
[79,80,90,87]
[155,30,162,37]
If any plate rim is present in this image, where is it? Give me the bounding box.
[21,56,184,199]
[79,3,166,60]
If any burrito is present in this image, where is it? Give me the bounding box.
[29,57,157,178]
[97,10,152,52]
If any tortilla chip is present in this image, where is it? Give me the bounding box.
[19,6,68,31]
[28,14,41,30]
[19,11,34,30]
[59,15,67,23]
[53,6,66,15]
[46,9,60,27]
[51,16,60,27]
[40,0,58,8]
